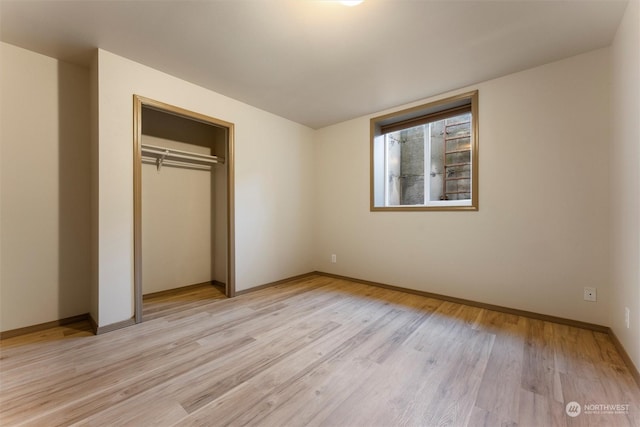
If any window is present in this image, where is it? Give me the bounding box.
[370,91,478,211]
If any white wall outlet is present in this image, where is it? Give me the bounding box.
[583,287,597,302]
[331,254,337,263]
[625,307,630,329]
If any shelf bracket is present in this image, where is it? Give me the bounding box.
[156,150,169,171]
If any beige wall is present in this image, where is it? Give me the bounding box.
[95,49,316,327]
[314,48,611,326]
[0,43,91,331]
[610,0,640,372]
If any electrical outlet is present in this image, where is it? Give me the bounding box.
[331,254,337,263]
[625,307,630,329]
[583,287,597,302]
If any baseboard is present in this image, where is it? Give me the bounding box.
[235,272,318,296]
[94,317,136,335]
[0,313,90,340]
[608,328,640,388]
[88,314,98,335]
[314,271,609,333]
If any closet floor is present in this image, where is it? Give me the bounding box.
[143,282,227,321]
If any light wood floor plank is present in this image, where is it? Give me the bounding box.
[521,318,556,398]
[472,312,527,425]
[21,336,256,427]
[1,275,638,426]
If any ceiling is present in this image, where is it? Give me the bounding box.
[0,0,628,129]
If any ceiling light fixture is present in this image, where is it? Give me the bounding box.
[341,0,363,6]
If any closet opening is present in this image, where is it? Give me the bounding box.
[133,95,235,323]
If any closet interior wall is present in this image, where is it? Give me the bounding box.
[141,107,227,296]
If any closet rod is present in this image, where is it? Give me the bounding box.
[141,156,212,171]
[141,143,225,165]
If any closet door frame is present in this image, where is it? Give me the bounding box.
[133,95,235,323]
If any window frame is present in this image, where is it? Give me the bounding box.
[370,90,479,212]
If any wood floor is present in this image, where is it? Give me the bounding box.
[142,282,227,321]
[1,275,638,426]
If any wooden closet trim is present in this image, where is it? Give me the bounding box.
[133,95,236,324]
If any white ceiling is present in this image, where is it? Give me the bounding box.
[0,0,628,129]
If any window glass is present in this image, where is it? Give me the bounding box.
[371,91,478,211]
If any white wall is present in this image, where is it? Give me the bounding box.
[95,49,315,327]
[0,43,91,331]
[314,48,611,326]
[141,137,214,294]
[610,0,640,372]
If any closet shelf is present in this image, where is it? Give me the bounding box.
[141,143,225,171]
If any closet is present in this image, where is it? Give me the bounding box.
[133,96,234,322]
